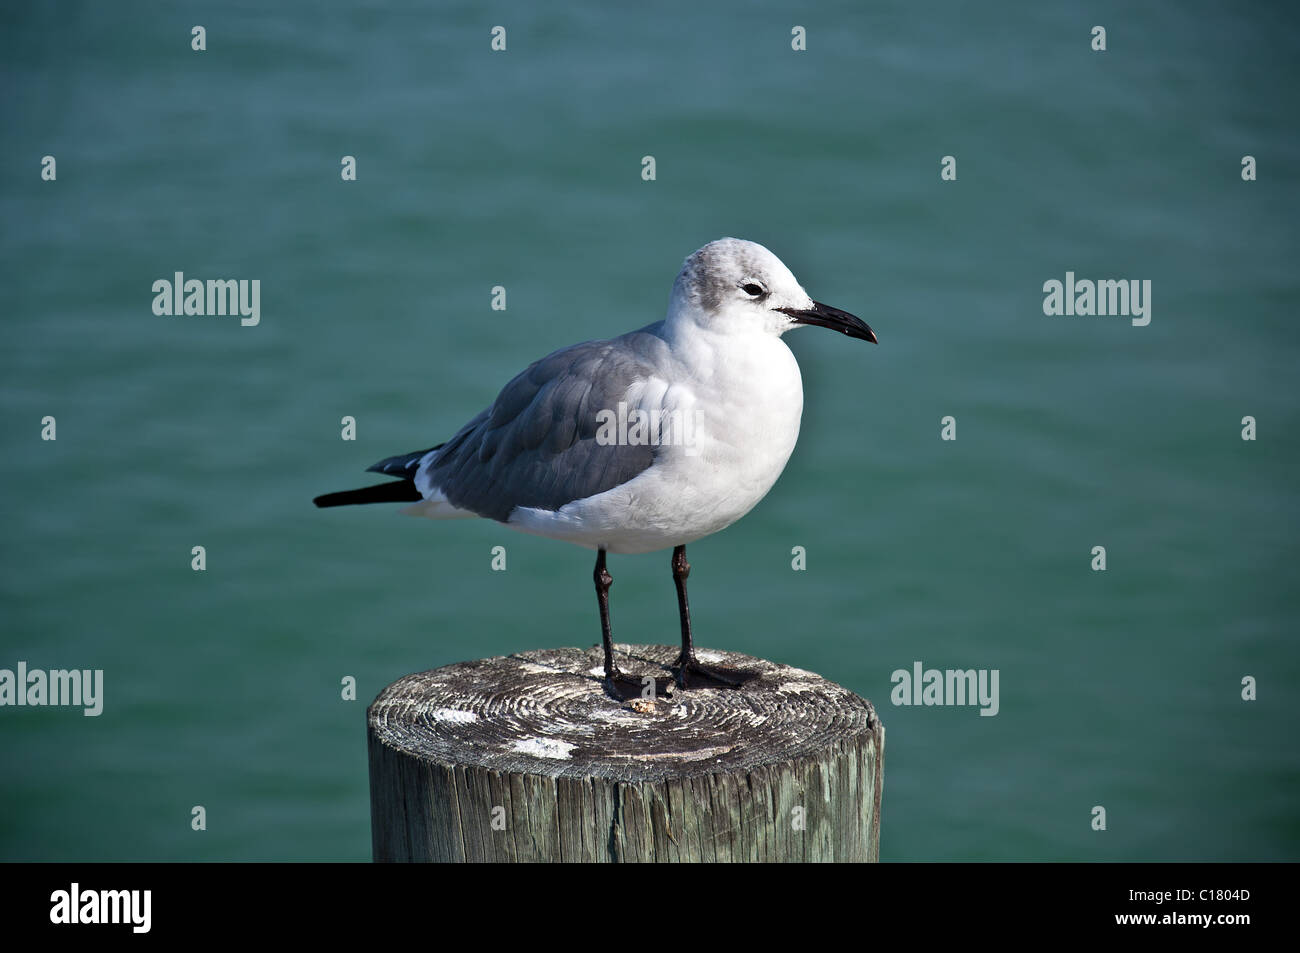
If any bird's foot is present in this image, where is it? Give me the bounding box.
[605,668,675,702]
[674,655,756,690]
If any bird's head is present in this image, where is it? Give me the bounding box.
[666,238,876,344]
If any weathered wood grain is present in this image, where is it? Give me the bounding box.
[368,644,883,862]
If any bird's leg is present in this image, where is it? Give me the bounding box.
[671,545,754,690]
[595,549,621,679]
[596,549,671,701]
[671,545,696,664]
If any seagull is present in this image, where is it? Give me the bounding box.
[314,238,876,698]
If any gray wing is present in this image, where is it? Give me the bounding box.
[415,327,672,522]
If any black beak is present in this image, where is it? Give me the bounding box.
[777,301,877,344]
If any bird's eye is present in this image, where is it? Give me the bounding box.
[741,283,766,297]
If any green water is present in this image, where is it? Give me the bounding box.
[2,1,1297,861]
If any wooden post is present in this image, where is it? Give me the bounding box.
[367,644,884,862]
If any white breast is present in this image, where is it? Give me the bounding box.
[508,327,805,554]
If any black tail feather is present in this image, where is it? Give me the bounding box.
[313,480,423,508]
[367,444,443,478]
